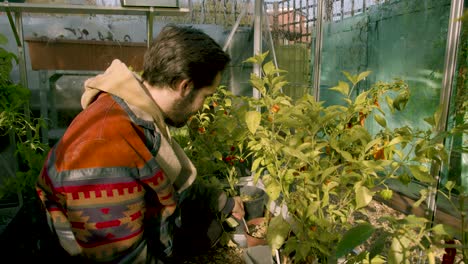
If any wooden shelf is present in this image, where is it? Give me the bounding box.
[0,2,189,16]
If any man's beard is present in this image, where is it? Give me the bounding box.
[165,90,197,128]
[165,117,188,128]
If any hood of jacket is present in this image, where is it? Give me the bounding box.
[81,59,196,193]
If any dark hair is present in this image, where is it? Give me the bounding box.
[142,24,231,90]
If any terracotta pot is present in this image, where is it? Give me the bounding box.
[25,38,147,71]
[245,217,268,247]
[231,217,268,248]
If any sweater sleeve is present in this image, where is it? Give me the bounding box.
[179,179,230,213]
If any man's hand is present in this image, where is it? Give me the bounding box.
[231,196,245,220]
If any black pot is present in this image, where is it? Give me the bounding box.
[239,185,267,221]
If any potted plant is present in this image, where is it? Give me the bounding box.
[182,86,268,219]
[0,33,50,259]
[236,51,464,263]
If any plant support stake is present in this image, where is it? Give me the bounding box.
[242,217,250,234]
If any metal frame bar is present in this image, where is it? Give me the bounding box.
[312,0,324,100]
[253,0,263,99]
[426,0,465,228]
[223,1,249,52]
[263,1,279,74]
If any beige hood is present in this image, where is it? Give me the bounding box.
[82,59,196,193]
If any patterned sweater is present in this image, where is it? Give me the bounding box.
[36,60,205,262]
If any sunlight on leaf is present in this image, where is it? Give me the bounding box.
[329,81,350,96]
[267,216,290,251]
[408,165,435,183]
[355,185,373,209]
[357,71,372,83]
[374,114,387,128]
[245,111,261,134]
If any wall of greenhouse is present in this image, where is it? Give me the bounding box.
[313,0,468,193]
[318,0,450,128]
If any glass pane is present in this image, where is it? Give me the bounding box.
[319,0,450,133]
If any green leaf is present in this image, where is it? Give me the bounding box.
[273,81,289,92]
[213,151,223,161]
[412,189,428,208]
[355,91,369,105]
[250,74,265,94]
[335,223,375,258]
[374,114,387,128]
[340,150,354,161]
[245,111,261,134]
[402,215,428,226]
[251,158,261,173]
[364,137,383,153]
[356,71,372,83]
[392,90,410,111]
[306,201,321,218]
[263,61,275,76]
[265,180,282,201]
[355,185,373,209]
[408,165,435,183]
[250,157,262,175]
[432,106,442,129]
[266,215,290,251]
[423,116,435,126]
[320,165,340,180]
[387,136,403,147]
[362,160,385,171]
[272,75,287,86]
[368,231,388,260]
[243,51,269,64]
[329,81,350,96]
[444,181,455,192]
[431,224,450,236]
[388,236,411,264]
[385,96,394,112]
[224,98,232,107]
[282,147,309,163]
[342,71,357,85]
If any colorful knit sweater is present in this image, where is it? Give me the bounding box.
[35,60,214,262]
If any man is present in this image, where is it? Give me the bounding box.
[36,24,244,263]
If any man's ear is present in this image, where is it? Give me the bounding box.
[176,79,193,97]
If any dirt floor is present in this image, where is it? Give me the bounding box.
[171,199,458,264]
[169,199,403,264]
